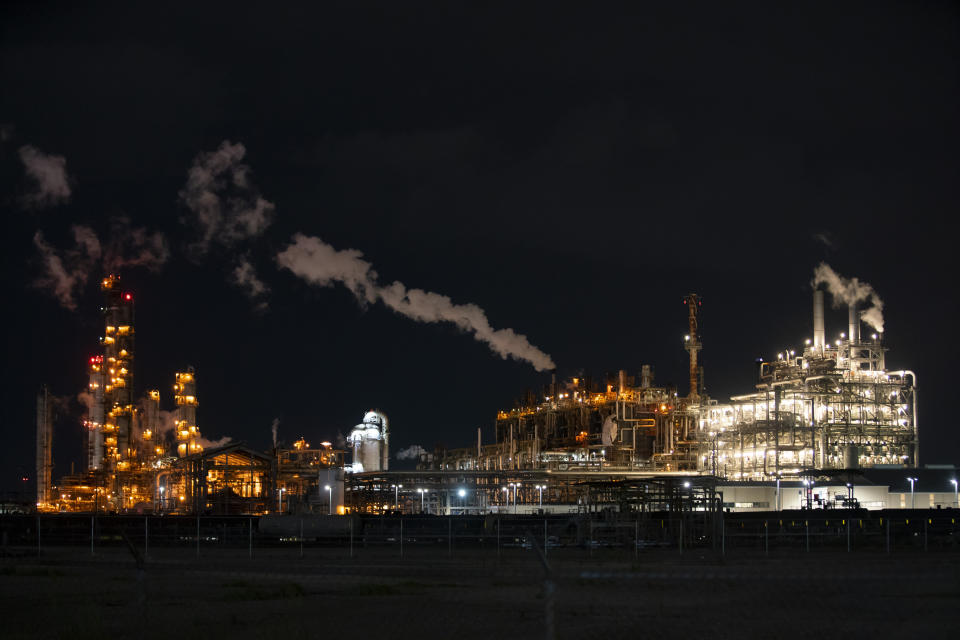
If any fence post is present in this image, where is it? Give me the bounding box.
[805,520,809,553]
[248,517,252,559]
[497,517,501,561]
[924,519,928,552]
[764,521,768,556]
[299,518,304,558]
[634,517,639,560]
[349,518,354,558]
[589,520,594,558]
[400,518,404,559]
[36,515,40,557]
[448,517,452,557]
[91,515,95,557]
[544,519,548,557]
[196,516,200,559]
[721,517,725,557]
[846,518,850,553]
[885,517,890,554]
[145,516,149,560]
[679,519,683,556]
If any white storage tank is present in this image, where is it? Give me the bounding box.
[348,410,389,472]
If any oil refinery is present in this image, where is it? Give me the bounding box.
[30,271,955,518]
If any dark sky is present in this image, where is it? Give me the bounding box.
[2,3,958,491]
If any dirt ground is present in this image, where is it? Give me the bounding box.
[1,545,957,639]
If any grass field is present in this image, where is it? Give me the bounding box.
[1,544,957,639]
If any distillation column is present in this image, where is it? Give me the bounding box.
[683,294,702,402]
[101,275,136,468]
[175,368,201,457]
[86,356,105,470]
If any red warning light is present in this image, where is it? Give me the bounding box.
[124,293,132,301]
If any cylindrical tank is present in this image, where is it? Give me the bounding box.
[843,444,860,469]
[813,290,825,349]
[848,302,860,345]
[349,410,388,472]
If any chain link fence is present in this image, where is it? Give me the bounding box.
[1,512,958,639]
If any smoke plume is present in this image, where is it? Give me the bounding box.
[18,145,72,209]
[102,217,169,273]
[77,390,96,416]
[178,140,275,255]
[396,444,427,460]
[32,226,101,310]
[276,233,555,371]
[32,219,168,309]
[271,418,279,448]
[812,262,885,332]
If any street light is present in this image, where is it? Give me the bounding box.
[158,486,164,512]
[324,485,332,515]
[907,477,917,509]
[951,479,958,508]
[513,482,521,514]
[536,484,545,508]
[393,484,402,511]
[417,488,428,514]
[502,486,509,511]
[457,488,467,515]
[278,487,286,513]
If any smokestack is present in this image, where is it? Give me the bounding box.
[618,369,627,394]
[848,302,860,345]
[36,386,53,507]
[640,365,652,389]
[813,289,825,349]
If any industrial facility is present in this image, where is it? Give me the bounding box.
[32,270,948,518]
[34,275,346,516]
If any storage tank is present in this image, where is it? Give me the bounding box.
[842,444,860,469]
[348,410,389,472]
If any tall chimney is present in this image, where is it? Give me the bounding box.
[848,302,860,345]
[813,290,825,349]
[618,369,627,395]
[640,365,652,389]
[36,386,53,507]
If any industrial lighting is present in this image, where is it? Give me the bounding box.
[325,485,332,515]
[907,477,917,509]
[457,488,466,498]
[951,479,958,508]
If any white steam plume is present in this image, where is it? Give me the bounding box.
[233,257,270,310]
[396,445,427,460]
[178,140,275,255]
[197,436,232,449]
[18,145,71,209]
[32,225,101,310]
[276,233,555,371]
[271,418,279,448]
[812,262,885,333]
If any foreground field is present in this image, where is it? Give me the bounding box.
[1,547,956,639]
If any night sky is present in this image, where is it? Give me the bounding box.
[2,3,957,492]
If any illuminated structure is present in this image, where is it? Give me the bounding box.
[702,290,918,478]
[425,284,918,481]
[85,356,105,470]
[174,368,201,457]
[348,411,389,473]
[100,275,137,470]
